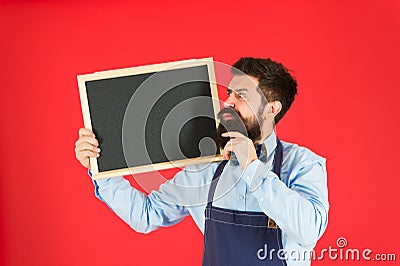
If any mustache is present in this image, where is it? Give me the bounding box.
[214,108,262,149]
[217,107,241,120]
[216,107,248,137]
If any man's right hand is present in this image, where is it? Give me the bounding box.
[75,128,100,169]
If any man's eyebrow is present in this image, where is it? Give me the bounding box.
[228,88,249,93]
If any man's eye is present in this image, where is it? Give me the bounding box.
[227,90,232,95]
[238,93,244,99]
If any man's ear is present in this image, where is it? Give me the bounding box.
[264,101,282,120]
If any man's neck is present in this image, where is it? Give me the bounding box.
[254,127,274,145]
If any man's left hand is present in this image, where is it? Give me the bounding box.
[221,131,258,170]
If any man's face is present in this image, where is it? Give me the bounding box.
[215,75,267,149]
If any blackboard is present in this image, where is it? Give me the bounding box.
[78,58,223,179]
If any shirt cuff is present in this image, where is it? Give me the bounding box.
[88,169,112,200]
[88,169,111,185]
[241,159,273,192]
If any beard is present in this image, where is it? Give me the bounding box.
[215,107,263,150]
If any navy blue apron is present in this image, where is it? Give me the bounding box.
[202,139,287,266]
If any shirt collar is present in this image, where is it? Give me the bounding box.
[230,130,277,166]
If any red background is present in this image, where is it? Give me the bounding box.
[1,0,399,265]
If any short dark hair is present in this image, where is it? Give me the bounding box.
[231,57,297,124]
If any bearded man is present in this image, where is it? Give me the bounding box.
[75,57,329,266]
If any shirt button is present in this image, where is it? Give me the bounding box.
[239,195,244,200]
[260,198,264,202]
[246,176,251,182]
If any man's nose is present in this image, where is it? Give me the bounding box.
[223,94,236,108]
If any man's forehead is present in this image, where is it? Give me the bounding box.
[229,75,259,91]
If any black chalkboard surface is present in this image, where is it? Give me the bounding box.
[78,58,223,179]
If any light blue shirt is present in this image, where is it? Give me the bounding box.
[92,131,329,265]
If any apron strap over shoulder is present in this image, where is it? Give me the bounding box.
[207,160,228,207]
[272,138,283,178]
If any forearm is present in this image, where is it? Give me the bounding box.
[93,176,188,233]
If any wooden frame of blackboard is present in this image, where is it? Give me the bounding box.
[77,57,224,180]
